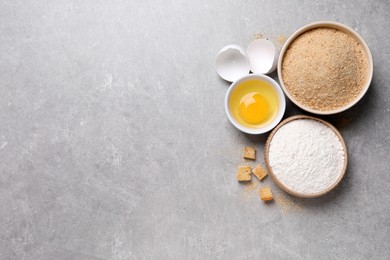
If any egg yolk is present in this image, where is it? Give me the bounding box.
[239,92,270,123]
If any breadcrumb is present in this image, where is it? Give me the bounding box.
[237,166,251,181]
[259,186,273,202]
[253,165,268,181]
[243,147,256,160]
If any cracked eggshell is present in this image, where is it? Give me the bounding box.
[247,39,279,74]
[215,45,250,82]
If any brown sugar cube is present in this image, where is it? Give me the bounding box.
[243,147,256,160]
[236,166,252,181]
[259,186,273,202]
[253,164,268,181]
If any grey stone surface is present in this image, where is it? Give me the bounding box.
[0,0,389,259]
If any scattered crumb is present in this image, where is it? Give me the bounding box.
[274,193,303,213]
[243,147,256,160]
[244,180,258,192]
[253,164,268,181]
[237,166,252,181]
[277,34,287,45]
[254,33,263,39]
[259,186,273,202]
[242,181,258,201]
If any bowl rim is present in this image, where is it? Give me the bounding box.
[264,115,348,198]
[224,74,286,135]
[277,21,374,115]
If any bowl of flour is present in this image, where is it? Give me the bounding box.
[264,115,348,198]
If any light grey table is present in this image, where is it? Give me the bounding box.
[1,0,389,259]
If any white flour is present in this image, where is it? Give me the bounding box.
[268,119,345,196]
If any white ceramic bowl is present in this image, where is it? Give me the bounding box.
[277,21,373,115]
[225,74,286,135]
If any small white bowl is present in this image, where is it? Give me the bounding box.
[225,74,286,135]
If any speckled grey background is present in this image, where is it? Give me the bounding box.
[1,0,389,259]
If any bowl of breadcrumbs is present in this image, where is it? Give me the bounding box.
[278,21,373,114]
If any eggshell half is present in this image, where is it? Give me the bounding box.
[216,45,250,82]
[247,39,278,74]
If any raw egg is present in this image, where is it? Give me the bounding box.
[239,92,270,123]
[229,79,279,128]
